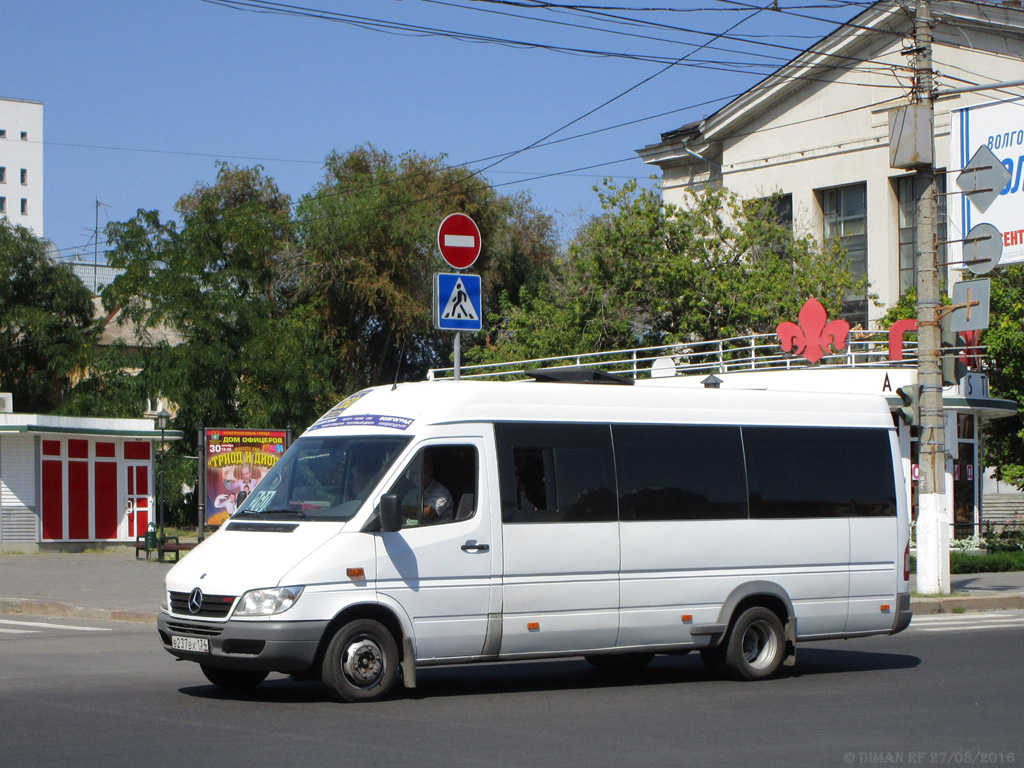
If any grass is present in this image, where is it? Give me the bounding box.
[950,550,1024,573]
[911,550,1024,574]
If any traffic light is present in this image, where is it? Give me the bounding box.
[941,324,967,386]
[896,385,920,425]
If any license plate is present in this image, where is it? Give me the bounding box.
[172,635,209,653]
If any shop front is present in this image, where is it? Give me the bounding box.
[0,410,183,551]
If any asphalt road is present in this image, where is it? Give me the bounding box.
[2,612,1023,768]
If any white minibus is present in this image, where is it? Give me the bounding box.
[158,371,912,702]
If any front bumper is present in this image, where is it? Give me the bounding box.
[158,612,330,672]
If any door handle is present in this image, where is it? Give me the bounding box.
[461,542,489,552]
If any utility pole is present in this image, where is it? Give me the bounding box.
[913,0,950,594]
[94,199,109,295]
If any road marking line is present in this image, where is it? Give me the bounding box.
[912,613,1024,622]
[0,619,111,632]
[0,628,39,634]
[916,623,1024,632]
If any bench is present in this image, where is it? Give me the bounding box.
[157,540,197,562]
[134,535,197,562]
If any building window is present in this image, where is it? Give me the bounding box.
[20,131,28,140]
[772,193,793,231]
[898,174,947,296]
[0,130,6,139]
[20,169,27,185]
[0,197,6,214]
[20,198,28,215]
[0,167,6,184]
[822,183,868,325]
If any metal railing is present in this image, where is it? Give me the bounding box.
[428,330,932,382]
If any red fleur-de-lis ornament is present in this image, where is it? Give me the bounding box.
[776,298,850,363]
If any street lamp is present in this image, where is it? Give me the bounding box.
[157,408,171,560]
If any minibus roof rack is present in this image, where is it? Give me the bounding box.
[524,367,634,385]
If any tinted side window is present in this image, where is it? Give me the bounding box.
[743,427,896,518]
[495,423,616,523]
[614,425,747,521]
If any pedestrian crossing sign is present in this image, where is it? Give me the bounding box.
[434,272,482,331]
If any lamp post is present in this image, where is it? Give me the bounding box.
[157,408,171,560]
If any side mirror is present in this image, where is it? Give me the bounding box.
[380,494,402,533]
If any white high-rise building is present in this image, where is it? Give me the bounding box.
[0,97,44,237]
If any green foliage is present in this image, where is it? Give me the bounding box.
[978,266,1024,488]
[58,341,154,419]
[949,550,1024,573]
[984,523,1024,552]
[78,149,555,460]
[471,181,861,363]
[96,164,336,449]
[878,288,919,327]
[0,221,96,412]
[293,145,557,389]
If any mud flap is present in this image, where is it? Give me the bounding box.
[401,636,417,689]
[783,618,797,667]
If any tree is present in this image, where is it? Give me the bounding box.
[0,221,96,413]
[97,163,336,441]
[292,145,558,391]
[472,181,861,363]
[978,266,1024,488]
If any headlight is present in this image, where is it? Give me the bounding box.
[161,590,170,612]
[234,586,304,617]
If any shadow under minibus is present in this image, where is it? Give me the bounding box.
[179,647,920,703]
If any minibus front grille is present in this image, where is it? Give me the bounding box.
[164,620,225,637]
[169,591,236,618]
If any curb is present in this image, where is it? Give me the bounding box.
[910,593,1024,615]
[0,597,156,624]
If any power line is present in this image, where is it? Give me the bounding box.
[202,0,911,75]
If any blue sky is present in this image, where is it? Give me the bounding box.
[4,0,859,256]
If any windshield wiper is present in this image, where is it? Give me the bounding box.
[233,509,310,520]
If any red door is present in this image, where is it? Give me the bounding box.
[125,442,152,538]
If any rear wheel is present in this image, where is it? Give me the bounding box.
[722,607,786,681]
[321,619,399,703]
[584,652,654,673]
[200,665,269,692]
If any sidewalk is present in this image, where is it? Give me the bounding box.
[1,547,1023,623]
[0,547,171,623]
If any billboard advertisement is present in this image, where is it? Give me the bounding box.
[205,428,287,526]
[950,98,1024,269]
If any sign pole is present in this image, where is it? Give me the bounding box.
[197,420,206,543]
[454,331,461,381]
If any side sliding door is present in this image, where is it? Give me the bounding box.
[494,422,619,657]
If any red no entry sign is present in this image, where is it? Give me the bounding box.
[437,213,482,269]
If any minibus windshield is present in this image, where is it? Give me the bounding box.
[232,435,410,522]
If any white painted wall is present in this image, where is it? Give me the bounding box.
[0,434,40,542]
[0,97,44,238]
[650,13,1024,323]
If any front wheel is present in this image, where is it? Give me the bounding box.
[321,619,400,703]
[200,665,269,692]
[723,607,786,681]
